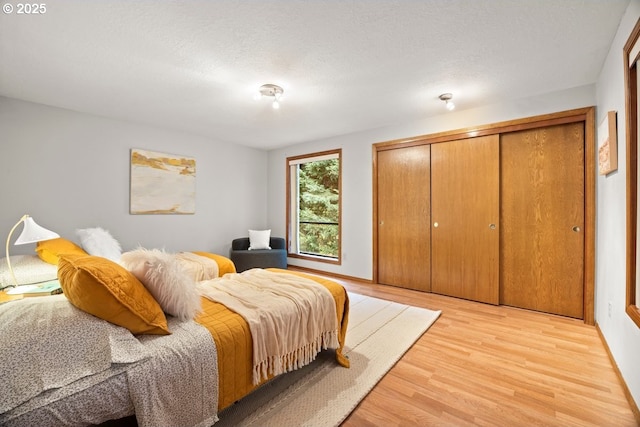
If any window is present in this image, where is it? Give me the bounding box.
[624,17,640,328]
[287,149,341,264]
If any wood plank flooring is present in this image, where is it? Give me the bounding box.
[310,274,638,426]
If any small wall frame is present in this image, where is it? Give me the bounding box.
[598,110,618,175]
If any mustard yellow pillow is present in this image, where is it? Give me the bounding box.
[36,238,87,265]
[58,254,169,335]
[192,251,237,276]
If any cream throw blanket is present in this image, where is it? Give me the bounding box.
[197,269,339,384]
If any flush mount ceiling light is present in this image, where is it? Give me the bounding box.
[256,84,284,109]
[439,93,455,111]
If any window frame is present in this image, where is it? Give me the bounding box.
[624,17,640,329]
[286,149,342,265]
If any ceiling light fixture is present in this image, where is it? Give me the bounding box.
[257,84,284,109]
[439,93,455,111]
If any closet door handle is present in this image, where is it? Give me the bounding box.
[572,226,581,232]
[489,223,496,230]
[433,222,439,228]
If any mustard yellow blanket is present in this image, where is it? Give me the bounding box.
[197,269,339,384]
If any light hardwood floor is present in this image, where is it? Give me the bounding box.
[312,274,639,426]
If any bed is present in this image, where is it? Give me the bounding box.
[0,242,349,427]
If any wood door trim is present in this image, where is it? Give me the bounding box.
[374,107,592,150]
[584,107,596,325]
[624,18,640,329]
[372,106,596,325]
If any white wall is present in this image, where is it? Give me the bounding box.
[595,0,640,408]
[0,96,268,258]
[267,85,596,279]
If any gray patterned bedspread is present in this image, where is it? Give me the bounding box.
[0,295,218,427]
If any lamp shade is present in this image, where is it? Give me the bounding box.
[14,216,60,245]
[4,215,60,289]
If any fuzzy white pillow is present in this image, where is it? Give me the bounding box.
[120,248,201,321]
[76,227,122,262]
[249,229,271,250]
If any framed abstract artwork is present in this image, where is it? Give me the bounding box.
[598,110,618,175]
[130,148,196,214]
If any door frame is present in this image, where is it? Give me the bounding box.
[372,106,596,325]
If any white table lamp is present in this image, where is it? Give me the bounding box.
[5,214,60,288]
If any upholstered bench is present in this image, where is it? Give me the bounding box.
[229,237,288,273]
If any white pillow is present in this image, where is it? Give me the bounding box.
[120,248,201,321]
[0,255,58,288]
[76,227,122,262]
[249,229,271,250]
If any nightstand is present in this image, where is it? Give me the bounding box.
[0,290,23,304]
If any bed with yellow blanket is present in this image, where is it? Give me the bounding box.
[0,252,349,427]
[197,268,349,411]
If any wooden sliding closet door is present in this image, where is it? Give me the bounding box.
[431,135,500,304]
[377,145,431,291]
[500,123,585,318]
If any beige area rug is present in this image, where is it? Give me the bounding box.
[215,292,441,427]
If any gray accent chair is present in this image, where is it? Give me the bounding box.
[230,237,288,273]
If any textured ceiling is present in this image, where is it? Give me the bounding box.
[0,0,630,149]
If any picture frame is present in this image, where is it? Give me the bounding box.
[130,148,196,214]
[598,110,618,175]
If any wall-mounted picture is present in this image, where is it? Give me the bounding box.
[598,110,618,175]
[130,148,196,214]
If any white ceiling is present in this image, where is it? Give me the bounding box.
[0,0,630,150]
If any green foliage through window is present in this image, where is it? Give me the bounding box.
[287,150,341,262]
[297,158,339,258]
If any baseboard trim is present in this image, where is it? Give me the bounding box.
[286,265,372,285]
[595,322,640,424]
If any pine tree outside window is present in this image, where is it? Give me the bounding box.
[287,149,341,264]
